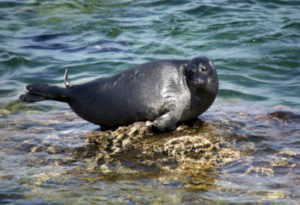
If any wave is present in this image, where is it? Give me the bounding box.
[218,89,268,101]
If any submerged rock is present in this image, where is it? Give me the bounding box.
[269,110,300,122]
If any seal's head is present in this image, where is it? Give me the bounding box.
[185,56,219,97]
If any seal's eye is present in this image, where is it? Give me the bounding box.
[200,65,207,72]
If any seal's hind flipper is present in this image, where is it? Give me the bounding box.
[19,83,70,103]
[19,92,47,103]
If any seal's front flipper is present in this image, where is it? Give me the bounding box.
[153,111,180,132]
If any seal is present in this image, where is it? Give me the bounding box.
[19,57,219,131]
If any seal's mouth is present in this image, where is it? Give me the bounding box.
[191,76,219,96]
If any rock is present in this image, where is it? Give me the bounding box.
[86,119,241,176]
[269,111,300,122]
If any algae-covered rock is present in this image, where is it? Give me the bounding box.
[87,120,241,178]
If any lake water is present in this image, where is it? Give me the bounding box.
[0,0,299,204]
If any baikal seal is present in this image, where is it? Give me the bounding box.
[19,56,219,131]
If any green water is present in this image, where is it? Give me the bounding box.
[0,0,299,204]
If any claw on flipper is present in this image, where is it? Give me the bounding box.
[64,68,72,88]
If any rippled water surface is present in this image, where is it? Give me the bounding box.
[0,0,299,204]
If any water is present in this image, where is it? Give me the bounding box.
[0,0,299,204]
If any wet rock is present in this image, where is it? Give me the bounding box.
[244,166,275,177]
[86,120,241,177]
[269,111,300,122]
[84,106,300,190]
[163,135,214,158]
[3,102,300,200]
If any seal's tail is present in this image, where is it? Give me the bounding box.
[19,83,70,103]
